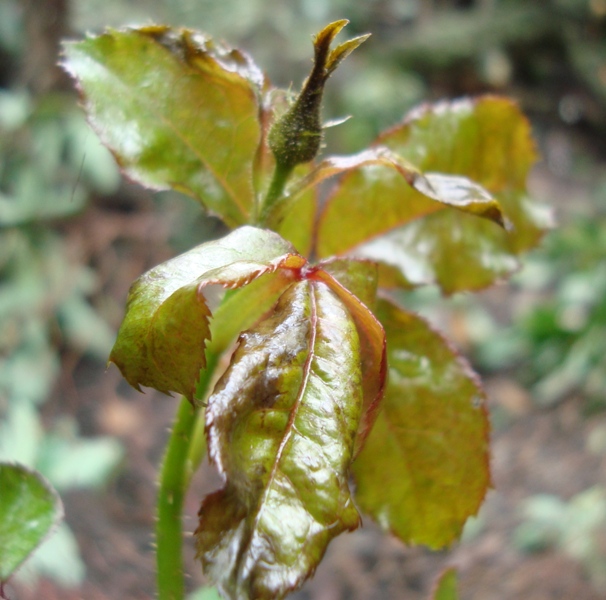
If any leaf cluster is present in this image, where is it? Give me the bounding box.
[62,20,547,599]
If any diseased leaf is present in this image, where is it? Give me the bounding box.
[316,97,549,292]
[310,260,387,453]
[62,27,263,227]
[196,281,363,599]
[431,567,459,600]
[110,227,304,401]
[352,298,490,548]
[0,463,63,581]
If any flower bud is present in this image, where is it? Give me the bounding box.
[268,20,369,171]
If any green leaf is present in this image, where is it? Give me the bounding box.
[352,298,490,548]
[62,27,263,227]
[431,567,459,600]
[295,147,506,234]
[206,270,300,360]
[110,226,304,401]
[317,97,549,293]
[311,260,387,453]
[196,281,363,599]
[0,463,63,581]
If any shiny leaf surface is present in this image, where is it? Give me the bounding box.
[0,463,63,580]
[317,97,548,292]
[62,27,262,227]
[311,260,387,453]
[110,227,304,401]
[352,298,491,548]
[196,281,363,599]
[295,148,505,234]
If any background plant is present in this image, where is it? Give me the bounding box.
[0,3,123,588]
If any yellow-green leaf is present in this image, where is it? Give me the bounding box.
[316,96,550,292]
[110,227,303,401]
[62,27,262,227]
[311,260,386,453]
[196,281,363,598]
[352,298,491,548]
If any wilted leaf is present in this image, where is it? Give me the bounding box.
[317,97,549,292]
[0,463,63,581]
[110,226,304,401]
[431,567,459,600]
[352,298,490,548]
[196,281,363,599]
[62,27,263,227]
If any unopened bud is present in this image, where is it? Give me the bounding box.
[268,20,370,171]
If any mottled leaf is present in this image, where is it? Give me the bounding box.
[62,27,263,227]
[311,260,387,453]
[110,226,304,401]
[352,298,491,548]
[317,97,549,292]
[196,281,363,599]
[431,568,459,600]
[0,463,63,581]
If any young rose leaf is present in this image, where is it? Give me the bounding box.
[196,281,363,599]
[286,147,506,237]
[0,463,63,581]
[354,210,520,293]
[316,97,550,293]
[352,298,491,549]
[310,259,387,453]
[110,226,304,401]
[431,567,460,600]
[62,27,263,227]
[206,270,301,360]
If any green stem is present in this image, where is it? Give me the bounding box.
[156,397,194,600]
[258,163,293,227]
[156,353,219,600]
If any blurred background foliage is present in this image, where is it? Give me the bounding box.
[1,0,606,597]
